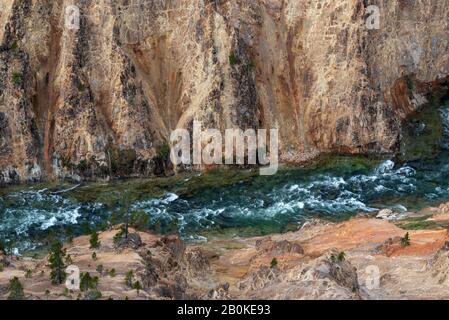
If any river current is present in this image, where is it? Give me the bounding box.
[2,100,449,253]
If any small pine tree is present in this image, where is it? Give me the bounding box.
[108,268,116,277]
[25,269,32,279]
[48,241,67,285]
[65,254,73,265]
[79,272,99,292]
[96,265,104,275]
[401,233,411,247]
[90,230,101,249]
[8,277,25,300]
[270,258,278,269]
[338,251,346,262]
[133,281,142,294]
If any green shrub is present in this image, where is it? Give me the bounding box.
[8,277,25,300]
[157,143,170,161]
[229,53,238,66]
[133,281,142,294]
[270,258,278,269]
[113,226,126,244]
[25,269,32,279]
[96,265,104,275]
[401,232,411,247]
[107,268,116,277]
[12,72,22,85]
[79,272,99,292]
[338,251,346,262]
[10,41,18,51]
[130,210,149,231]
[84,290,102,300]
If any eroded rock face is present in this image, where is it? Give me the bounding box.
[238,249,361,300]
[0,0,448,183]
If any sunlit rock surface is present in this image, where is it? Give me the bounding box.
[0,0,448,183]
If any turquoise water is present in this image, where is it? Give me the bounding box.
[2,99,449,253]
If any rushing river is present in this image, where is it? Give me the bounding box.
[2,99,449,253]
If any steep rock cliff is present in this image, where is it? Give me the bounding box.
[0,0,448,183]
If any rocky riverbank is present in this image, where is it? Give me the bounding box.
[3,202,449,300]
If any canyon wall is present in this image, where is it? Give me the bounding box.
[0,0,448,183]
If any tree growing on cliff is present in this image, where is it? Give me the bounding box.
[48,241,67,285]
[8,277,25,300]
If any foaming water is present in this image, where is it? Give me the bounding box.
[2,102,449,253]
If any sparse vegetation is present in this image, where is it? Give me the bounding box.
[84,290,102,300]
[10,41,18,51]
[79,272,99,292]
[130,210,150,231]
[12,72,22,86]
[125,270,134,287]
[113,191,135,243]
[229,53,238,66]
[107,268,116,277]
[270,258,278,269]
[133,281,142,294]
[48,241,67,285]
[8,277,25,300]
[157,143,170,161]
[338,251,346,262]
[90,230,101,249]
[92,252,97,261]
[105,138,137,176]
[25,269,32,279]
[247,59,256,70]
[401,233,411,247]
[96,265,104,275]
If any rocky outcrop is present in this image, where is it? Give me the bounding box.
[0,0,448,183]
[238,249,361,300]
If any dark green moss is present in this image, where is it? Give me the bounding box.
[399,92,447,162]
[229,53,238,66]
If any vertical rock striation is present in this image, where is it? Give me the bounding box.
[0,0,448,183]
